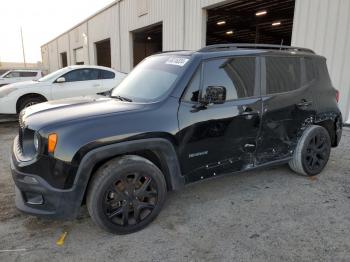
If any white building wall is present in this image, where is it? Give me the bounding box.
[41,45,49,73]
[68,23,89,65]
[57,34,70,68]
[87,4,120,70]
[119,0,186,72]
[292,0,350,122]
[47,41,59,72]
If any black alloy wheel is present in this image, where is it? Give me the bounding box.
[87,155,167,234]
[103,173,158,226]
[304,134,328,172]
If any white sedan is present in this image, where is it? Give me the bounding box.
[0,65,126,114]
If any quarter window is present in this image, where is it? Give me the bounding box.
[100,70,115,80]
[265,56,302,94]
[202,57,256,101]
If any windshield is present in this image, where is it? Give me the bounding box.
[0,71,10,78]
[38,68,68,82]
[111,55,190,102]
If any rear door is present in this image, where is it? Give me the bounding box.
[178,56,262,182]
[52,68,101,99]
[257,55,315,164]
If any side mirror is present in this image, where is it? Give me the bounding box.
[201,86,226,105]
[56,77,66,83]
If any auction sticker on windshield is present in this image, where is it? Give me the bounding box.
[166,57,189,67]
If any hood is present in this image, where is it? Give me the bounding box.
[4,80,45,88]
[22,96,146,130]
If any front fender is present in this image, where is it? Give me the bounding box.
[71,138,184,209]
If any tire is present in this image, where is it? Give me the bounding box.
[18,96,46,113]
[86,155,167,234]
[289,125,331,176]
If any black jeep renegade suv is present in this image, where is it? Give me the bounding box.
[11,44,342,234]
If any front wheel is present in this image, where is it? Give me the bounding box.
[289,125,331,176]
[17,96,46,113]
[86,155,167,234]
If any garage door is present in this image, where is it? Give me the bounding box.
[74,48,84,65]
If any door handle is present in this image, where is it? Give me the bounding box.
[93,84,100,87]
[297,100,312,108]
[241,107,258,120]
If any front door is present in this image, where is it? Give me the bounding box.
[177,56,262,182]
[52,68,102,99]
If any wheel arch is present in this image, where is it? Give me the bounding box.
[73,138,184,207]
[314,115,342,147]
[16,93,48,113]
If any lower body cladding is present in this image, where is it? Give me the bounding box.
[11,159,83,219]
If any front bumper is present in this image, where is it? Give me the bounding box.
[0,97,17,114]
[11,156,82,219]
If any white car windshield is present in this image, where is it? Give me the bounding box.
[0,71,10,78]
[38,68,69,82]
[111,55,190,103]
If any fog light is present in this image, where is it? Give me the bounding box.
[24,192,44,205]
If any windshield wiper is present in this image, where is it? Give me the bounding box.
[110,95,133,102]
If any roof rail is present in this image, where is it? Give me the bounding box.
[198,44,315,54]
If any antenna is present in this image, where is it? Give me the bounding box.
[20,27,27,68]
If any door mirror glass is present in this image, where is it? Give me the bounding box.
[201,86,226,105]
[56,77,66,83]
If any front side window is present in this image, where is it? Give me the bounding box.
[111,55,190,102]
[201,57,256,101]
[183,67,201,102]
[62,69,99,82]
[265,56,302,94]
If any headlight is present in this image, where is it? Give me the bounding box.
[33,132,40,152]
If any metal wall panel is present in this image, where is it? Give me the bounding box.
[292,0,350,122]
[87,5,120,69]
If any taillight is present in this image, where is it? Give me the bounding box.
[336,89,340,103]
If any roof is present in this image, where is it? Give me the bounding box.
[198,44,315,54]
[66,65,117,71]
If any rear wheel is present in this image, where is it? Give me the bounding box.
[87,155,167,234]
[289,125,331,176]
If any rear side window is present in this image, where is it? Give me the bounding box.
[304,57,318,84]
[100,70,115,79]
[265,56,302,94]
[202,57,256,100]
[19,71,38,77]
